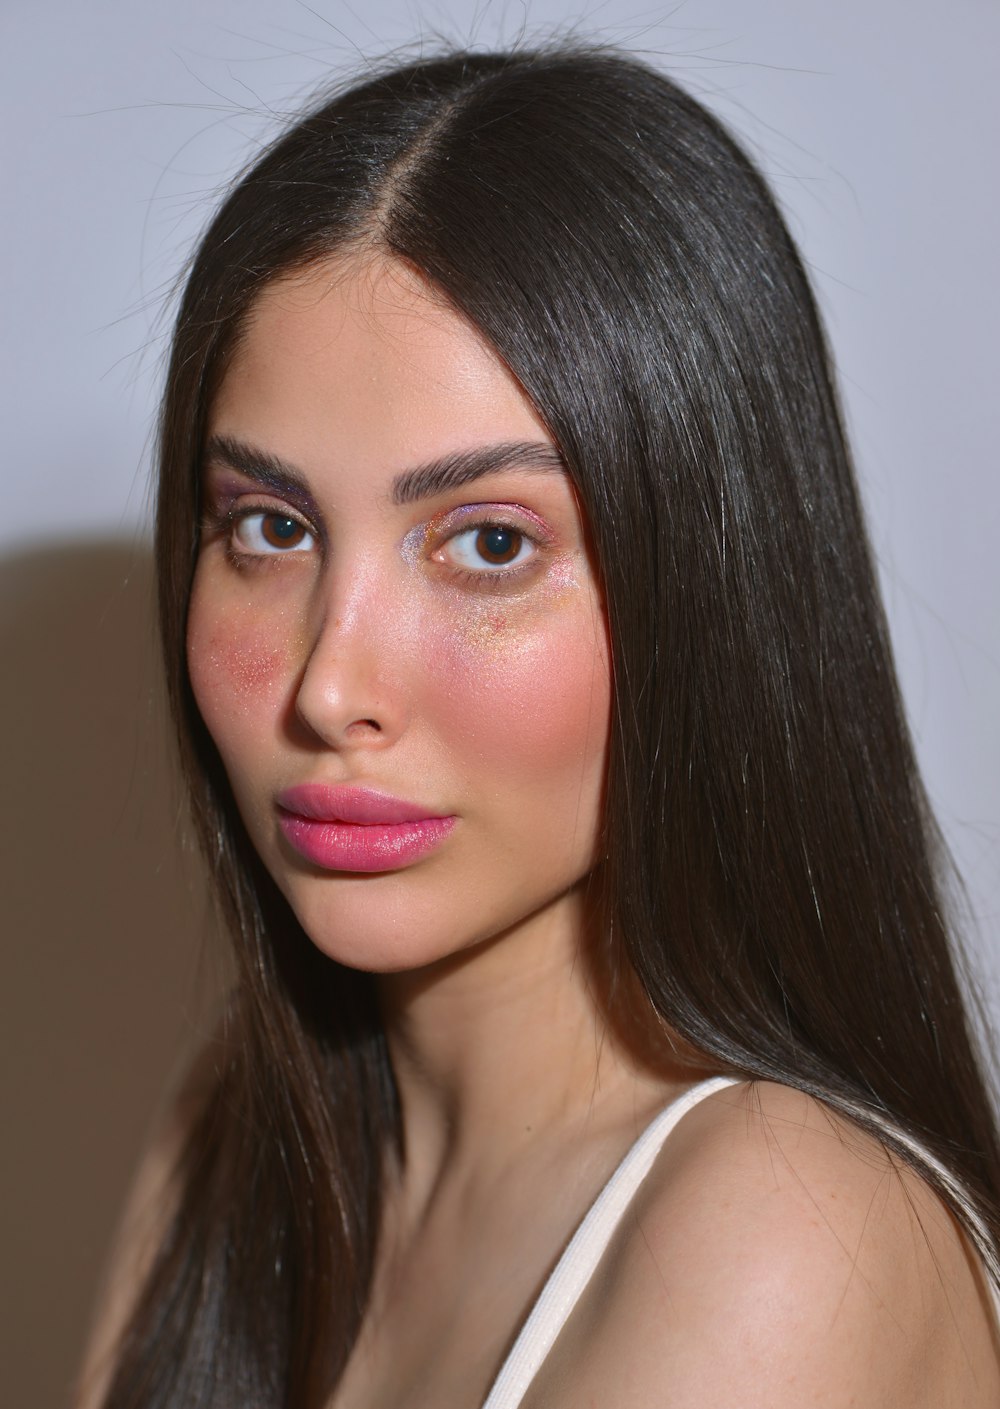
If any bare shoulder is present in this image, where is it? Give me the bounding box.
[533,1081,1000,1409]
[71,1035,225,1409]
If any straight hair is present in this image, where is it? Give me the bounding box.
[104,43,1000,1408]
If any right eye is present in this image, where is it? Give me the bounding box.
[231,510,316,556]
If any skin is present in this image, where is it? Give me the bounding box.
[188,254,613,986]
[76,252,1000,1407]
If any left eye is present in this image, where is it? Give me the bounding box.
[233,511,315,555]
[444,524,534,571]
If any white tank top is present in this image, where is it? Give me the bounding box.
[480,1075,1000,1409]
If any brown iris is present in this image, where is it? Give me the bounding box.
[475,525,522,565]
[261,514,306,550]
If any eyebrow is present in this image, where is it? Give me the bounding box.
[202,434,565,509]
[390,441,565,505]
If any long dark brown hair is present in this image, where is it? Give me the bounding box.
[105,42,999,1408]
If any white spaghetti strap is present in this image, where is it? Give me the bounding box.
[480,1074,739,1409]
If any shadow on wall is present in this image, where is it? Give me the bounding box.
[0,541,225,1409]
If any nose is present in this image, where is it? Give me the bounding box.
[292,582,410,752]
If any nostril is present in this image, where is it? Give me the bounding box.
[345,717,383,735]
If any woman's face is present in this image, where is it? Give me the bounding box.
[187,255,612,973]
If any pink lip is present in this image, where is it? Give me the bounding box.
[276,784,456,873]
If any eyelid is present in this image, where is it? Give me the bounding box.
[201,460,320,519]
[425,500,555,548]
[204,493,321,559]
[226,497,316,529]
[203,475,321,529]
[410,501,555,588]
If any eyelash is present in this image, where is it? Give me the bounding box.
[428,513,545,590]
[202,501,317,566]
[204,499,548,589]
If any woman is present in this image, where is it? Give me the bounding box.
[80,43,1000,1407]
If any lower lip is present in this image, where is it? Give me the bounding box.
[277,811,456,873]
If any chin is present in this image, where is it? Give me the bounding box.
[274,879,475,976]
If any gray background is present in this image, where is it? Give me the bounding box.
[2,2,997,1403]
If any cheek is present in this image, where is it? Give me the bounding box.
[426,595,611,784]
[186,582,297,744]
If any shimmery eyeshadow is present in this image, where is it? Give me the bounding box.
[545,555,579,591]
[399,521,432,567]
[428,500,555,541]
[202,440,321,521]
[400,500,557,571]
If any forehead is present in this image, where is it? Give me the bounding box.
[210,254,552,476]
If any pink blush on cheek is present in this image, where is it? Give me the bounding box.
[428,602,610,761]
[189,625,290,716]
[226,639,287,694]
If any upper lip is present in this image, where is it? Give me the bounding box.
[276,784,450,825]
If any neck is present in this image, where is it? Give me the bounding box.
[376,890,700,1221]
